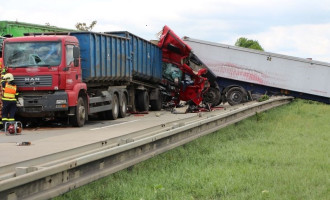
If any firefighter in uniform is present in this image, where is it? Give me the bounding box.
[0,66,7,128]
[2,73,18,129]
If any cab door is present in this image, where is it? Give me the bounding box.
[63,44,81,90]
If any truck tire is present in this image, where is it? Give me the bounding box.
[105,94,119,120]
[150,93,162,111]
[118,94,127,118]
[71,97,86,127]
[203,87,221,107]
[137,91,149,112]
[226,87,247,106]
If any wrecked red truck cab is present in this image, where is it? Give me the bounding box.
[158,25,214,106]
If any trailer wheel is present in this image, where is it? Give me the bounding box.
[71,96,86,127]
[226,87,247,106]
[203,87,221,106]
[137,91,149,112]
[118,94,127,118]
[105,94,119,120]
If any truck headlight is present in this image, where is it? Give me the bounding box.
[56,99,67,104]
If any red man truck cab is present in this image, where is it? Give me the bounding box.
[2,35,87,126]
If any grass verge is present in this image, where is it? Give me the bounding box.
[54,99,330,200]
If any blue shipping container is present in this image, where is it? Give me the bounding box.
[71,32,130,82]
[70,31,162,84]
[106,31,162,83]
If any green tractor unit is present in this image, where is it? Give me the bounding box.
[0,20,74,37]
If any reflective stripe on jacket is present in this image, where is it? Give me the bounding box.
[3,83,17,99]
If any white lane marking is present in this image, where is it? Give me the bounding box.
[90,120,141,131]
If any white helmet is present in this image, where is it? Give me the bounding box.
[3,73,14,82]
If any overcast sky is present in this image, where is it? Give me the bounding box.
[1,0,330,62]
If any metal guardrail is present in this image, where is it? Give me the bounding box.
[0,96,293,200]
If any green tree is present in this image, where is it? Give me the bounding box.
[235,37,264,51]
[75,21,97,31]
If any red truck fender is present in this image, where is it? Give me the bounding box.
[66,83,88,107]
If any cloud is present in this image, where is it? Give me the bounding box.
[1,0,330,63]
[237,24,330,62]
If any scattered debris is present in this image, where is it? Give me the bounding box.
[258,94,270,102]
[16,142,31,146]
[172,105,189,114]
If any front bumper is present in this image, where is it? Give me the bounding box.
[17,91,68,117]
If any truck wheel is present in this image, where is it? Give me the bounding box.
[105,94,119,120]
[203,87,221,107]
[71,97,86,127]
[150,93,162,111]
[118,94,127,118]
[137,91,149,111]
[226,87,247,106]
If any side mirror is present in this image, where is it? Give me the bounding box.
[73,46,80,67]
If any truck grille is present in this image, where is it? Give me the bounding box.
[14,76,52,87]
[24,106,43,112]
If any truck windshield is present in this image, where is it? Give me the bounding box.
[4,42,61,67]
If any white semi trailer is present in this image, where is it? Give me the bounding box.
[183,37,330,105]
